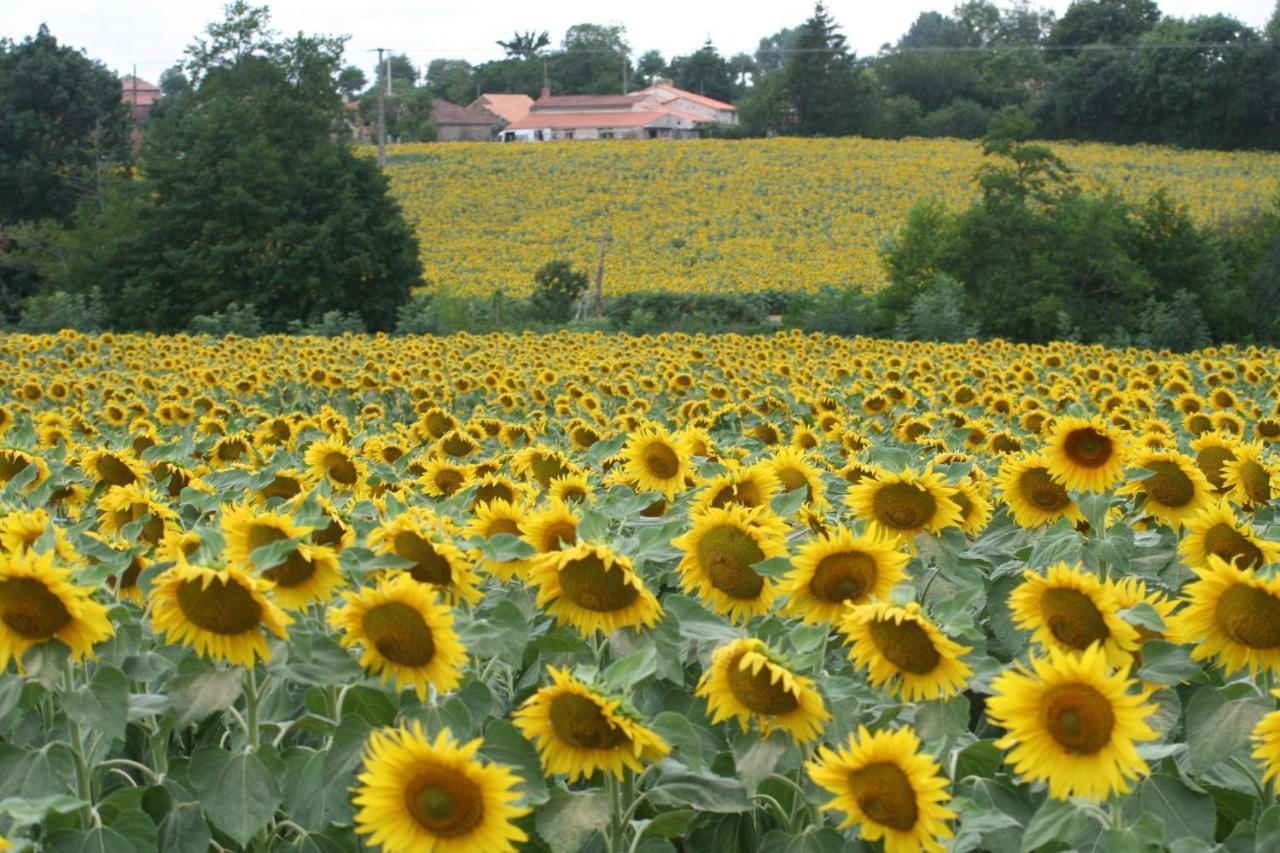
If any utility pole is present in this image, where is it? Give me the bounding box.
[622,53,629,94]
[376,48,387,166]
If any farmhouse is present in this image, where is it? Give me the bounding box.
[431,99,500,141]
[498,82,737,141]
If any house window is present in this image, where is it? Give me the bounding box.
[564,131,574,140]
[600,129,614,140]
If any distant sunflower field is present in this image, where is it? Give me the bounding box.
[3,329,1280,851]
[382,138,1280,298]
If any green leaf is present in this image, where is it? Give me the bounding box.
[108,809,158,853]
[750,556,792,578]
[759,827,850,853]
[1125,774,1215,843]
[1021,797,1089,852]
[647,761,752,813]
[1138,640,1203,686]
[639,809,695,839]
[475,533,536,563]
[282,748,353,832]
[604,643,657,690]
[166,660,242,729]
[0,743,75,800]
[649,712,706,771]
[480,718,549,806]
[44,826,136,853]
[534,789,609,853]
[1119,601,1166,633]
[660,595,741,644]
[0,794,85,829]
[157,804,212,853]
[1184,687,1271,775]
[1257,805,1280,851]
[732,734,789,795]
[954,739,1003,781]
[769,486,807,517]
[188,748,282,846]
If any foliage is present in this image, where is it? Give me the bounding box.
[0,25,130,225]
[14,287,104,333]
[894,274,977,341]
[188,301,265,337]
[531,260,590,323]
[69,3,420,333]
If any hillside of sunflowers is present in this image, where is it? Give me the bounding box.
[383,138,1280,298]
[2,329,1280,851]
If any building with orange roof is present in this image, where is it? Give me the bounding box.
[468,93,533,125]
[497,82,736,141]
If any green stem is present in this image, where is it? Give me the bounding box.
[244,665,262,752]
[814,629,830,677]
[62,660,94,829]
[1228,756,1267,803]
[606,773,623,853]
[919,563,945,605]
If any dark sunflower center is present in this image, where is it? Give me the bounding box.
[0,577,72,639]
[725,652,799,715]
[405,768,484,838]
[539,521,577,552]
[695,525,766,600]
[175,577,263,635]
[871,482,937,531]
[1239,460,1271,504]
[558,554,640,612]
[440,435,475,458]
[777,468,810,499]
[487,519,522,539]
[393,532,453,586]
[529,455,569,488]
[1063,428,1112,468]
[810,551,877,604]
[868,617,942,674]
[1197,446,1235,491]
[362,601,436,666]
[847,761,919,831]
[324,452,359,485]
[262,550,317,589]
[1039,587,1109,650]
[96,455,137,487]
[260,475,302,501]
[1042,683,1115,754]
[313,516,346,548]
[711,480,765,510]
[548,692,628,749]
[434,469,466,495]
[474,483,515,506]
[1142,461,1195,508]
[643,443,679,480]
[1215,584,1280,649]
[1202,523,1264,569]
[247,524,288,555]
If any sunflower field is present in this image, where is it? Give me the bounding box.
[3,329,1280,852]
[382,138,1280,298]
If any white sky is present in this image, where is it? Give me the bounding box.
[5,0,1276,83]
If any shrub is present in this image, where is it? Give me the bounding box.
[894,274,976,342]
[16,288,105,333]
[531,260,589,323]
[286,310,367,336]
[188,302,264,337]
[787,286,886,336]
[1134,290,1210,352]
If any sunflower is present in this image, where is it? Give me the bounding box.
[1168,554,1280,677]
[778,526,907,625]
[548,472,592,504]
[0,508,79,563]
[369,513,482,606]
[418,459,472,499]
[1179,502,1280,572]
[1221,441,1276,508]
[1251,690,1280,787]
[0,449,49,491]
[304,436,367,492]
[221,503,345,609]
[352,723,530,853]
[149,563,292,667]
[620,424,692,500]
[527,542,661,638]
[846,467,963,543]
[463,499,530,581]
[696,637,830,743]
[1041,415,1129,493]
[693,461,781,514]
[1120,450,1212,529]
[521,499,580,557]
[1008,563,1139,667]
[806,725,955,853]
[840,602,973,702]
[98,483,177,546]
[671,505,789,624]
[513,666,670,781]
[1191,432,1239,494]
[329,572,467,700]
[986,644,1158,801]
[768,446,827,509]
[80,447,145,488]
[949,478,994,537]
[0,549,113,671]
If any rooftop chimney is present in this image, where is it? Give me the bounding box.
[539,86,550,100]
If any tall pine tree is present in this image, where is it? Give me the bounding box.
[783,3,872,136]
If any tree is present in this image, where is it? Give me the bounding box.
[667,40,738,103]
[552,24,631,94]
[0,25,130,224]
[637,50,667,85]
[73,2,420,332]
[781,3,874,136]
[531,260,588,322]
[425,59,474,105]
[497,31,550,60]
[755,26,800,74]
[337,64,366,99]
[1046,0,1160,53]
[1268,2,1280,41]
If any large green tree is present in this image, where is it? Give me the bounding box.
[76,2,420,332]
[0,25,129,224]
[780,3,874,136]
[667,40,738,103]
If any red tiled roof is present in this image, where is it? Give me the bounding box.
[470,93,533,124]
[640,83,735,111]
[121,76,162,107]
[533,94,645,110]
[431,98,497,126]
[505,110,671,131]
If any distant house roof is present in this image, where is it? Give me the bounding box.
[532,94,645,110]
[121,76,162,109]
[470,93,533,124]
[431,99,497,126]
[505,110,674,131]
[638,82,736,112]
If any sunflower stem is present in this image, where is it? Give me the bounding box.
[1228,756,1267,803]
[244,665,262,752]
[606,773,624,853]
[62,659,94,829]
[918,563,944,606]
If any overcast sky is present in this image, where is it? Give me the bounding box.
[5,0,1276,83]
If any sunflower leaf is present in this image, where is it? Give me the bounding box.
[1118,602,1165,633]
[62,665,129,742]
[188,748,281,847]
